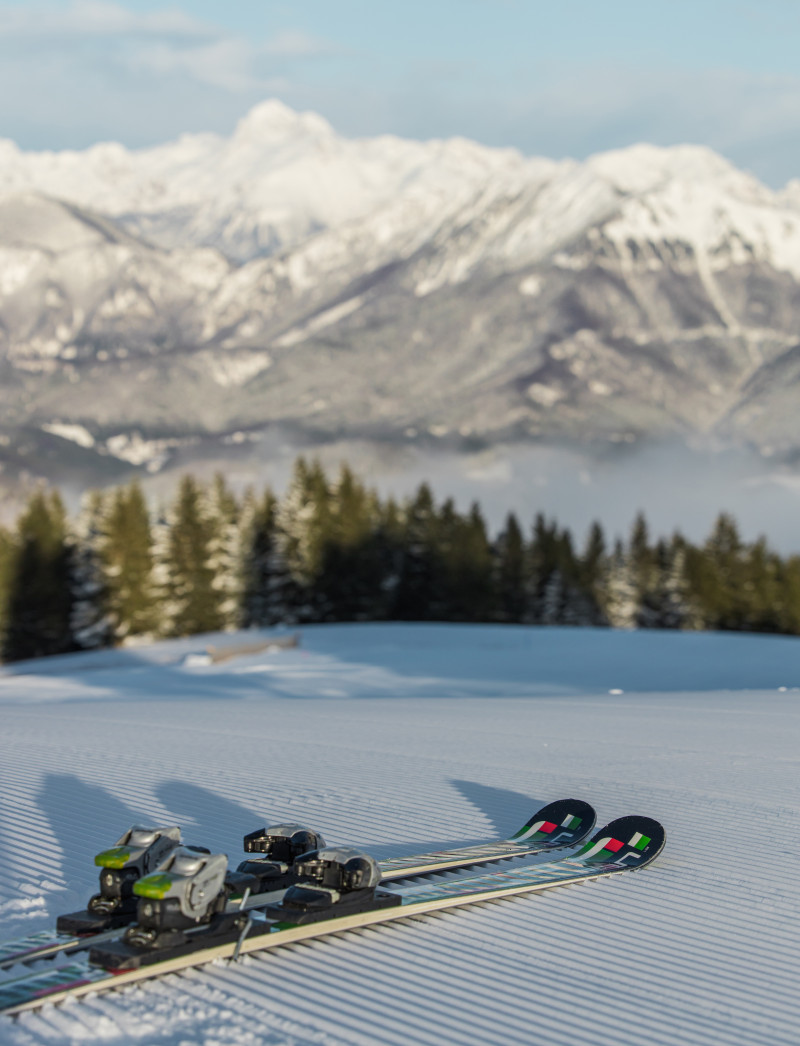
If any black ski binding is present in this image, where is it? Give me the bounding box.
[236,823,326,891]
[91,847,238,969]
[265,847,401,926]
[56,825,184,935]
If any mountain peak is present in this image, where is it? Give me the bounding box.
[587,143,756,196]
[233,99,334,143]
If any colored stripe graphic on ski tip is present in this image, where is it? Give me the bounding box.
[511,799,594,842]
[577,822,658,864]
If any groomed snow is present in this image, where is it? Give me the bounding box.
[0,623,798,1045]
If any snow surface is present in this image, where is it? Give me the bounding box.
[0,623,799,1045]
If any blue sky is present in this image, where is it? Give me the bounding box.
[1,0,799,185]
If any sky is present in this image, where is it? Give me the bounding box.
[1,0,799,186]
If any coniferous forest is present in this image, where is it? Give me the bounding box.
[1,457,799,663]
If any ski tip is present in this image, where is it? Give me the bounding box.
[575,815,666,869]
[510,798,596,846]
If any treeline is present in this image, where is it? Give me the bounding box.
[0,458,799,662]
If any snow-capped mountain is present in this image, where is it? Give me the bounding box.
[1,100,800,493]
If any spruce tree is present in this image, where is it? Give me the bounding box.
[160,475,222,637]
[493,512,527,623]
[527,514,556,624]
[373,495,404,620]
[69,490,113,650]
[527,515,588,624]
[579,521,609,624]
[439,502,493,622]
[275,458,333,621]
[0,524,14,648]
[2,489,75,661]
[318,466,384,621]
[104,480,157,639]
[205,473,241,630]
[629,512,659,627]
[692,513,747,630]
[651,535,701,630]
[392,483,441,620]
[603,539,639,629]
[240,487,289,626]
[778,555,800,635]
[742,537,782,633]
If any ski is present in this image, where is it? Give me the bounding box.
[0,798,593,971]
[0,815,664,1017]
[377,797,595,879]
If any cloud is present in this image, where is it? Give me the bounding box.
[506,65,800,186]
[128,38,265,92]
[0,1,341,147]
[262,30,335,59]
[0,0,218,41]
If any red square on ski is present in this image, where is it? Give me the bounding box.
[540,821,557,833]
[604,838,624,852]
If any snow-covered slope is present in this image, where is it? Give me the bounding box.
[0,623,799,1045]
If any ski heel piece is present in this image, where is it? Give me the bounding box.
[575,815,666,868]
[509,799,596,847]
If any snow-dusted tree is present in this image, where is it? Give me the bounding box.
[69,490,113,650]
[274,458,332,621]
[650,536,701,630]
[602,539,639,629]
[2,489,75,661]
[204,473,241,631]
[628,512,661,627]
[104,480,158,640]
[527,514,589,624]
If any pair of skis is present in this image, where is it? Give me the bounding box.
[0,799,665,1017]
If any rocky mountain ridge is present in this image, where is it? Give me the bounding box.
[1,101,800,496]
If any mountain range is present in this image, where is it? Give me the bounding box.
[1,98,800,503]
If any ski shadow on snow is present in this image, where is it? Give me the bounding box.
[35,773,146,922]
[360,780,546,860]
[156,781,264,859]
[450,780,546,839]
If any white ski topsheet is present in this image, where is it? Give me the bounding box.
[1,623,799,1045]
